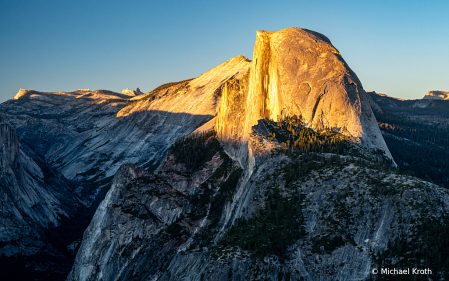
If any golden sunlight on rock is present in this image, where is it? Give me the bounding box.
[116,56,250,118]
[216,27,393,164]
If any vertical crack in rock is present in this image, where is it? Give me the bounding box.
[216,27,394,167]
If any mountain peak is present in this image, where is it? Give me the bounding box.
[13,88,32,100]
[121,88,144,96]
[216,28,393,164]
[424,90,449,100]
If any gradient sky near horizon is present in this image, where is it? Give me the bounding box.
[1,0,448,103]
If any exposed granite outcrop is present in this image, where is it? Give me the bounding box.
[68,129,449,280]
[68,147,235,281]
[216,28,393,168]
[121,87,144,97]
[423,90,449,100]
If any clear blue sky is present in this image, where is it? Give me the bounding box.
[1,0,448,103]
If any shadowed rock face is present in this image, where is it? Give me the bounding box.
[0,122,80,234]
[0,56,250,207]
[216,28,393,166]
[0,121,81,281]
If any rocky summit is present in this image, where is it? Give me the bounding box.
[216,28,393,169]
[121,88,144,97]
[423,90,449,100]
[2,28,449,280]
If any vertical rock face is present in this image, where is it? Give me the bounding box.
[1,122,56,230]
[0,122,36,256]
[0,121,80,257]
[0,120,90,280]
[217,28,392,165]
[68,134,243,281]
[0,122,22,182]
[67,156,228,281]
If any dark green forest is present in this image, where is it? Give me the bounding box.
[170,130,221,173]
[262,116,350,155]
[376,112,449,189]
[372,105,449,280]
[221,188,306,259]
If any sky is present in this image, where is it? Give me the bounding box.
[1,0,448,103]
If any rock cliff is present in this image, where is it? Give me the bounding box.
[68,126,449,281]
[67,163,189,281]
[216,28,393,167]
[0,121,79,234]
[0,120,83,279]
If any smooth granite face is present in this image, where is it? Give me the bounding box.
[216,28,393,168]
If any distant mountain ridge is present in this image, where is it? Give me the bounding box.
[14,88,133,100]
[424,90,449,100]
[367,90,449,122]
[366,90,449,190]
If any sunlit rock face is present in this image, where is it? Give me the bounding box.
[424,90,449,100]
[118,56,251,118]
[217,28,392,165]
[14,88,135,100]
[1,56,250,207]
